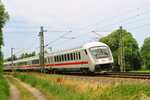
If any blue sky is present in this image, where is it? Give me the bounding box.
[1,0,150,58]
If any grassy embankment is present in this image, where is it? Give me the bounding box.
[0,75,10,100]
[12,72,150,100]
[6,75,36,100]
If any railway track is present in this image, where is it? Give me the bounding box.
[103,72,150,79]
[58,72,150,80]
[57,72,150,85]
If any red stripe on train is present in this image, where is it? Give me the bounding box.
[45,61,88,66]
[4,61,89,69]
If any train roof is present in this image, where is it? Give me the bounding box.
[53,42,107,53]
[4,42,108,64]
[3,55,39,64]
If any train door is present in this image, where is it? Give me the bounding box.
[75,51,83,68]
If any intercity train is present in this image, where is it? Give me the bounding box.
[3,42,114,74]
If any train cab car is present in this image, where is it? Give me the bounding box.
[46,42,114,73]
[84,42,114,72]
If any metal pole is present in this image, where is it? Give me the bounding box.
[119,26,125,72]
[39,26,45,73]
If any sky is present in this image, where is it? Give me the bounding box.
[1,0,150,58]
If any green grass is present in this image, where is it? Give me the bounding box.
[12,72,150,100]
[130,70,150,72]
[0,75,10,100]
[6,75,36,100]
[99,83,150,100]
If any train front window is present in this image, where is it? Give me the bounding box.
[90,46,109,59]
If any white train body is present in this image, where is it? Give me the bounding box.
[3,42,114,73]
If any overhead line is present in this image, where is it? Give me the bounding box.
[77,2,150,31]
[44,31,72,47]
[98,10,150,29]
[72,2,150,32]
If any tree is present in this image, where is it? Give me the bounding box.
[140,37,150,70]
[4,52,36,62]
[17,52,36,59]
[4,55,17,62]
[99,28,141,71]
[0,2,9,73]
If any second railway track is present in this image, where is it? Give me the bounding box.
[103,72,150,79]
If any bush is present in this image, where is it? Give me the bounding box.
[0,75,10,100]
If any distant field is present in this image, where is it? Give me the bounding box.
[0,75,10,100]
[12,72,150,100]
[130,70,150,72]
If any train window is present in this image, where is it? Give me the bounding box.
[78,52,81,59]
[76,53,78,60]
[56,56,57,62]
[64,54,67,61]
[90,46,110,59]
[84,49,88,55]
[32,59,39,65]
[70,53,73,60]
[54,56,57,62]
[67,54,70,61]
[57,56,59,62]
[73,53,76,60]
[19,61,27,66]
[55,56,57,62]
[59,56,61,62]
[58,56,60,62]
[61,55,62,62]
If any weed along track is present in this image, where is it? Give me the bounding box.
[6,75,48,100]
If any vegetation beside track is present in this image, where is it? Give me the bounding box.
[0,75,10,100]
[130,70,150,72]
[12,72,150,100]
[6,75,36,100]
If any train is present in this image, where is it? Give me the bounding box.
[3,42,114,74]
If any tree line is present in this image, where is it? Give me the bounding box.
[4,50,49,62]
[4,52,36,62]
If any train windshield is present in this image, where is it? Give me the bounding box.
[90,46,110,59]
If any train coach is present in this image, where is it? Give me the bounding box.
[3,42,114,74]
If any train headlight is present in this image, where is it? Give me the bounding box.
[109,57,112,61]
